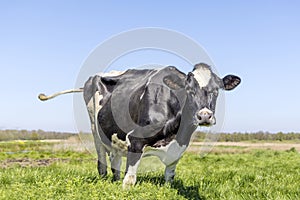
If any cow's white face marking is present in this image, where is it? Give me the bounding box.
[143,140,187,166]
[192,67,212,88]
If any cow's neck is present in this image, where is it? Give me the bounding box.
[175,102,197,147]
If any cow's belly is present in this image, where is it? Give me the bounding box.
[142,140,187,166]
[102,135,187,166]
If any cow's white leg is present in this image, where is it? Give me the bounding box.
[123,151,142,189]
[164,161,179,183]
[110,152,122,181]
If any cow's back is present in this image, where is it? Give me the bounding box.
[96,66,187,147]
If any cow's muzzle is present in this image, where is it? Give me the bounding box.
[197,108,216,126]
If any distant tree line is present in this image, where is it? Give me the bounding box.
[194,131,300,142]
[0,129,77,141]
[1,129,300,142]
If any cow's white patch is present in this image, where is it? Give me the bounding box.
[139,90,146,100]
[97,70,125,77]
[126,130,134,147]
[87,92,103,121]
[123,159,140,189]
[192,67,212,88]
[143,140,187,166]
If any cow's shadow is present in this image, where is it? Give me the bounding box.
[138,175,204,200]
[87,174,204,199]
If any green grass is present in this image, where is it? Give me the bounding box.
[0,141,300,199]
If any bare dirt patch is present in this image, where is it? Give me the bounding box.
[0,158,70,168]
[1,157,96,168]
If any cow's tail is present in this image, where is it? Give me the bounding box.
[38,88,83,101]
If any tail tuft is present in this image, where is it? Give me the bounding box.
[38,93,48,101]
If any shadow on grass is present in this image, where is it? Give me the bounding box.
[83,175,110,183]
[138,174,205,200]
[87,173,204,199]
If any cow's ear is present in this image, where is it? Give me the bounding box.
[163,74,185,90]
[222,75,241,91]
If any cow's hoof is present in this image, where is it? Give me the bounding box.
[98,169,107,178]
[113,174,121,181]
[122,174,136,189]
[97,160,107,177]
[165,174,175,183]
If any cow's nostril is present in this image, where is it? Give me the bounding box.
[197,115,202,121]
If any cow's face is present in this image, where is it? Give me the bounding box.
[187,63,241,126]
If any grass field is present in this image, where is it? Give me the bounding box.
[0,138,300,200]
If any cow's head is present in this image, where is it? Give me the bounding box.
[186,63,241,126]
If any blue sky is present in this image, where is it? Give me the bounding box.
[1,1,299,133]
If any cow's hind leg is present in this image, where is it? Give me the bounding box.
[90,123,107,177]
[86,88,107,177]
[110,152,122,181]
[97,143,108,177]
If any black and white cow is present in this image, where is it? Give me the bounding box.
[39,63,241,188]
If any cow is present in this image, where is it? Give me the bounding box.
[38,63,241,188]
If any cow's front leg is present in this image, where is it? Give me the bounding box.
[164,161,178,183]
[123,150,142,189]
[110,152,122,181]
